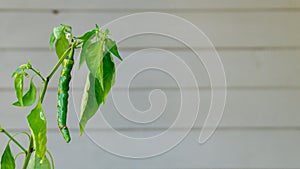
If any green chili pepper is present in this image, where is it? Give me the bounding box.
[57,46,74,143]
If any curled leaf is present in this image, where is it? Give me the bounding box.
[53,25,65,40]
[13,77,37,107]
[11,62,31,78]
[14,73,24,107]
[50,24,72,58]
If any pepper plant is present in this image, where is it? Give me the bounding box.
[0,24,122,169]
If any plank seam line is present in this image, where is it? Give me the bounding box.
[1,8,300,13]
[2,86,300,91]
[4,127,300,133]
[1,46,300,52]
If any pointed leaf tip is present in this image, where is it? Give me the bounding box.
[79,73,103,135]
[1,144,15,169]
[105,38,122,61]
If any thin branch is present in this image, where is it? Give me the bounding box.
[47,47,72,80]
[40,46,72,103]
[30,67,46,82]
[2,129,27,153]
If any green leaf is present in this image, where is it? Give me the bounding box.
[1,144,15,169]
[13,77,37,107]
[105,38,122,61]
[11,68,22,78]
[84,41,104,89]
[55,33,69,59]
[99,60,104,90]
[19,63,31,70]
[14,73,24,107]
[53,25,65,40]
[53,24,72,39]
[102,52,115,102]
[27,101,47,159]
[95,24,99,31]
[28,154,51,169]
[61,24,72,33]
[79,73,102,135]
[11,63,31,78]
[79,53,116,134]
[104,29,110,35]
[78,29,95,42]
[78,31,96,69]
[49,32,55,50]
[0,125,3,132]
[51,24,71,58]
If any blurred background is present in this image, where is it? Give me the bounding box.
[1,0,300,168]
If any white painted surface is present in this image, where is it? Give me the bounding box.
[0,50,300,88]
[0,0,299,168]
[1,130,300,169]
[0,12,299,48]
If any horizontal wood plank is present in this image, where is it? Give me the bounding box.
[1,0,300,10]
[0,49,299,88]
[1,129,300,168]
[0,12,299,48]
[0,1,299,169]
[0,89,300,130]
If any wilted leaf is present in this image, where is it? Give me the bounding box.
[50,24,72,58]
[13,77,37,107]
[11,63,31,78]
[53,25,65,40]
[14,73,24,107]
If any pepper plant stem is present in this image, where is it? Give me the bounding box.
[22,45,75,168]
[47,47,72,80]
[39,46,72,103]
[2,40,79,169]
[22,136,33,169]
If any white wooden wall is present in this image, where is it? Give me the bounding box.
[1,0,300,168]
